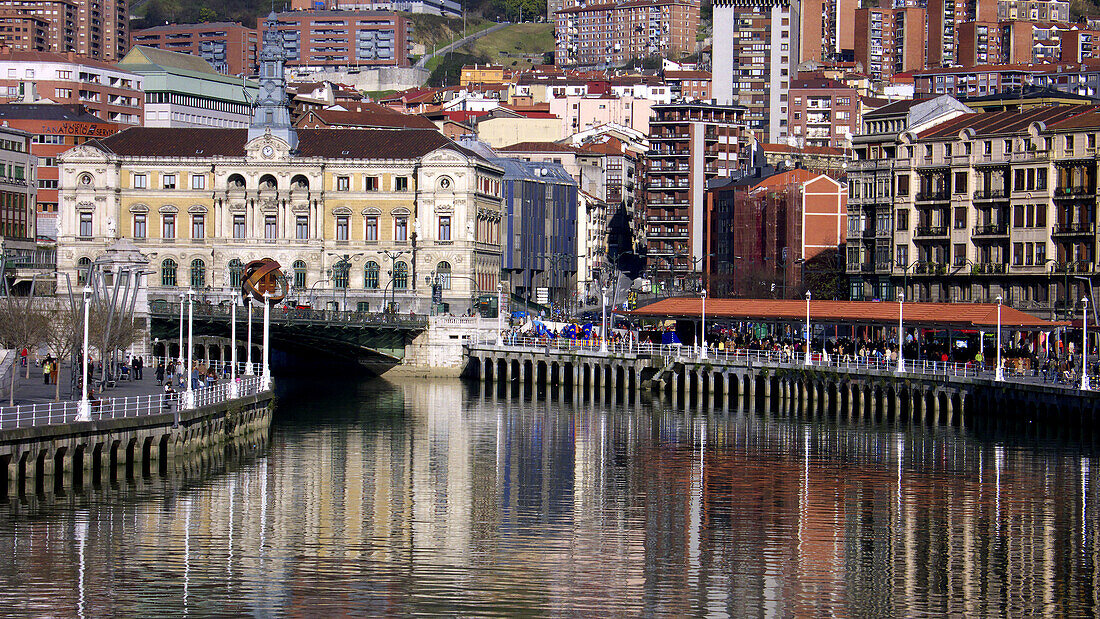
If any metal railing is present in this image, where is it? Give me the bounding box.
[150,356,262,377]
[148,301,429,328]
[472,336,989,380]
[0,375,265,431]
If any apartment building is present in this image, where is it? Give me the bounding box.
[848,99,1100,317]
[1059,27,1100,63]
[996,0,1068,22]
[129,22,259,76]
[712,0,797,143]
[554,0,699,69]
[644,102,745,289]
[0,51,142,125]
[548,93,654,137]
[927,0,998,68]
[798,0,857,64]
[0,0,75,52]
[0,11,48,50]
[0,0,124,60]
[0,125,34,246]
[786,77,858,149]
[664,70,711,100]
[292,0,460,17]
[261,10,413,70]
[913,65,1039,97]
[853,6,926,83]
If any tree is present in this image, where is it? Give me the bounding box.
[0,282,50,406]
[42,297,81,402]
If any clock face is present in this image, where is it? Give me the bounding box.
[262,145,275,158]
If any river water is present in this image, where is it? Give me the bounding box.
[0,377,1098,617]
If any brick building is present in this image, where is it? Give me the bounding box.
[913,65,1039,97]
[129,22,259,76]
[0,11,48,50]
[0,103,117,238]
[554,0,699,69]
[705,168,846,297]
[664,70,710,101]
[261,10,413,71]
[853,6,926,83]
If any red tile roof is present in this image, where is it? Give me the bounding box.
[498,141,588,153]
[295,105,437,129]
[625,298,1061,329]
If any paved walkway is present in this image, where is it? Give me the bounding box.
[4,362,164,407]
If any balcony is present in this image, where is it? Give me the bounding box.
[915,190,949,202]
[914,225,949,238]
[875,261,893,272]
[974,262,1008,275]
[1053,221,1096,235]
[861,228,876,239]
[972,224,1008,236]
[972,189,1007,201]
[1054,186,1094,199]
[1010,150,1050,162]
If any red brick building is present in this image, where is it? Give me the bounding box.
[555,0,699,69]
[665,70,710,101]
[261,10,413,70]
[0,103,117,237]
[705,168,846,297]
[853,6,926,82]
[129,22,259,76]
[0,51,143,125]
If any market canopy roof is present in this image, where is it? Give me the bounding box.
[623,298,1065,330]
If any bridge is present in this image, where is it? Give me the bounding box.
[466,337,1100,428]
[148,301,429,371]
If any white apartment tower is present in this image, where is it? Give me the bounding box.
[712,0,799,143]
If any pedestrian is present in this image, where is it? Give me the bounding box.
[42,358,51,384]
[134,355,143,380]
[155,362,164,385]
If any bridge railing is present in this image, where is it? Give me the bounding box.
[0,375,266,432]
[150,357,262,378]
[471,336,985,379]
[149,301,428,328]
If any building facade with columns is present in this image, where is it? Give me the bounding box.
[55,11,504,316]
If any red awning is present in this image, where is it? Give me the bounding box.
[621,298,1065,330]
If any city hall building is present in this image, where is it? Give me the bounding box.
[55,13,504,315]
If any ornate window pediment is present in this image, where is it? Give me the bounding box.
[362,207,382,216]
[77,200,95,212]
[129,203,149,213]
[435,203,453,213]
[332,206,353,216]
[392,207,411,216]
[158,204,178,214]
[188,204,208,214]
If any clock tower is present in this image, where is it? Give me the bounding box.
[248,11,298,152]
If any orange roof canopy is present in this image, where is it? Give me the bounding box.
[624,298,1063,330]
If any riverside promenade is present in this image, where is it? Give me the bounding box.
[0,358,273,499]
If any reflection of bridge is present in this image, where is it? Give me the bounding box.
[148,302,428,370]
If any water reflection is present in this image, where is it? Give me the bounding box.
[0,377,1097,616]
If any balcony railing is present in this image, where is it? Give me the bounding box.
[972,189,1007,200]
[914,225,949,237]
[972,224,1008,236]
[1053,222,1096,234]
[975,262,1008,275]
[915,191,949,202]
[1054,186,1094,197]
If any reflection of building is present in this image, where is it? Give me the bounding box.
[129,21,259,76]
[56,13,503,315]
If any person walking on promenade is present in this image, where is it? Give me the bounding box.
[42,358,51,384]
[134,356,143,380]
[155,361,164,385]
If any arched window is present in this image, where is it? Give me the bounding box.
[161,258,177,287]
[190,258,206,289]
[364,261,380,289]
[76,257,91,285]
[436,261,452,290]
[228,258,243,289]
[333,261,349,289]
[259,174,277,191]
[293,260,307,289]
[393,261,408,290]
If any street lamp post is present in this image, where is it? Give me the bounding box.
[262,291,272,389]
[897,292,905,373]
[995,295,1004,382]
[185,288,195,408]
[177,290,185,368]
[496,282,504,346]
[1083,296,1091,391]
[246,298,254,375]
[699,288,708,360]
[804,290,813,365]
[600,285,609,353]
[77,286,92,421]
